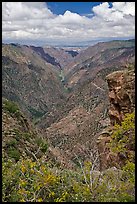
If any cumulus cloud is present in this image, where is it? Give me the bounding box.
[2,2,53,21]
[2,2,135,45]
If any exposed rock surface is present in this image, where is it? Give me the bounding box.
[106,69,135,125]
[97,69,135,170]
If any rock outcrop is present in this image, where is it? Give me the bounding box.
[106,69,135,125]
[97,68,135,171]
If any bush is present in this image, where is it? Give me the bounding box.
[2,113,135,202]
[2,156,135,202]
[28,107,45,119]
[3,100,19,114]
[110,112,135,162]
[35,137,48,153]
[6,138,18,147]
[7,147,21,162]
[22,132,31,141]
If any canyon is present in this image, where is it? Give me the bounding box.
[2,39,135,169]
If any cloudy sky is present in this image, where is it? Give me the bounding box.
[2,2,135,46]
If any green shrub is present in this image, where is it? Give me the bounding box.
[41,143,48,153]
[126,63,134,71]
[122,161,135,183]
[3,100,19,114]
[110,112,135,162]
[7,147,21,162]
[35,137,48,153]
[2,113,135,202]
[28,107,45,119]
[13,128,21,137]
[22,132,31,141]
[7,138,18,147]
[13,129,31,141]
[2,156,135,202]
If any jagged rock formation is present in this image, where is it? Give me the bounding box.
[97,68,135,170]
[106,69,135,125]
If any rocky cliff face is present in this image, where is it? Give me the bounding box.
[106,69,135,125]
[97,68,135,171]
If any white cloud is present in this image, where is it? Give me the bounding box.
[92,2,135,22]
[2,2,53,21]
[2,2,135,45]
[112,2,135,16]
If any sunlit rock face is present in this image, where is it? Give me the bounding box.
[106,69,135,125]
[97,68,135,171]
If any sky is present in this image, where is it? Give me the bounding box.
[2,2,135,46]
[47,2,106,16]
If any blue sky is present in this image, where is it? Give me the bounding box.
[47,2,109,16]
[2,2,135,46]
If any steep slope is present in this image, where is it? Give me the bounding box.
[2,100,135,202]
[37,40,135,167]
[97,68,135,170]
[2,40,135,203]
[64,39,135,76]
[27,45,61,69]
[2,43,66,121]
[44,105,103,168]
[64,39,135,89]
[2,98,47,161]
[38,40,135,129]
[2,40,135,169]
[2,98,75,169]
[29,45,79,70]
[43,46,79,68]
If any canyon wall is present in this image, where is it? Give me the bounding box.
[97,68,135,170]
